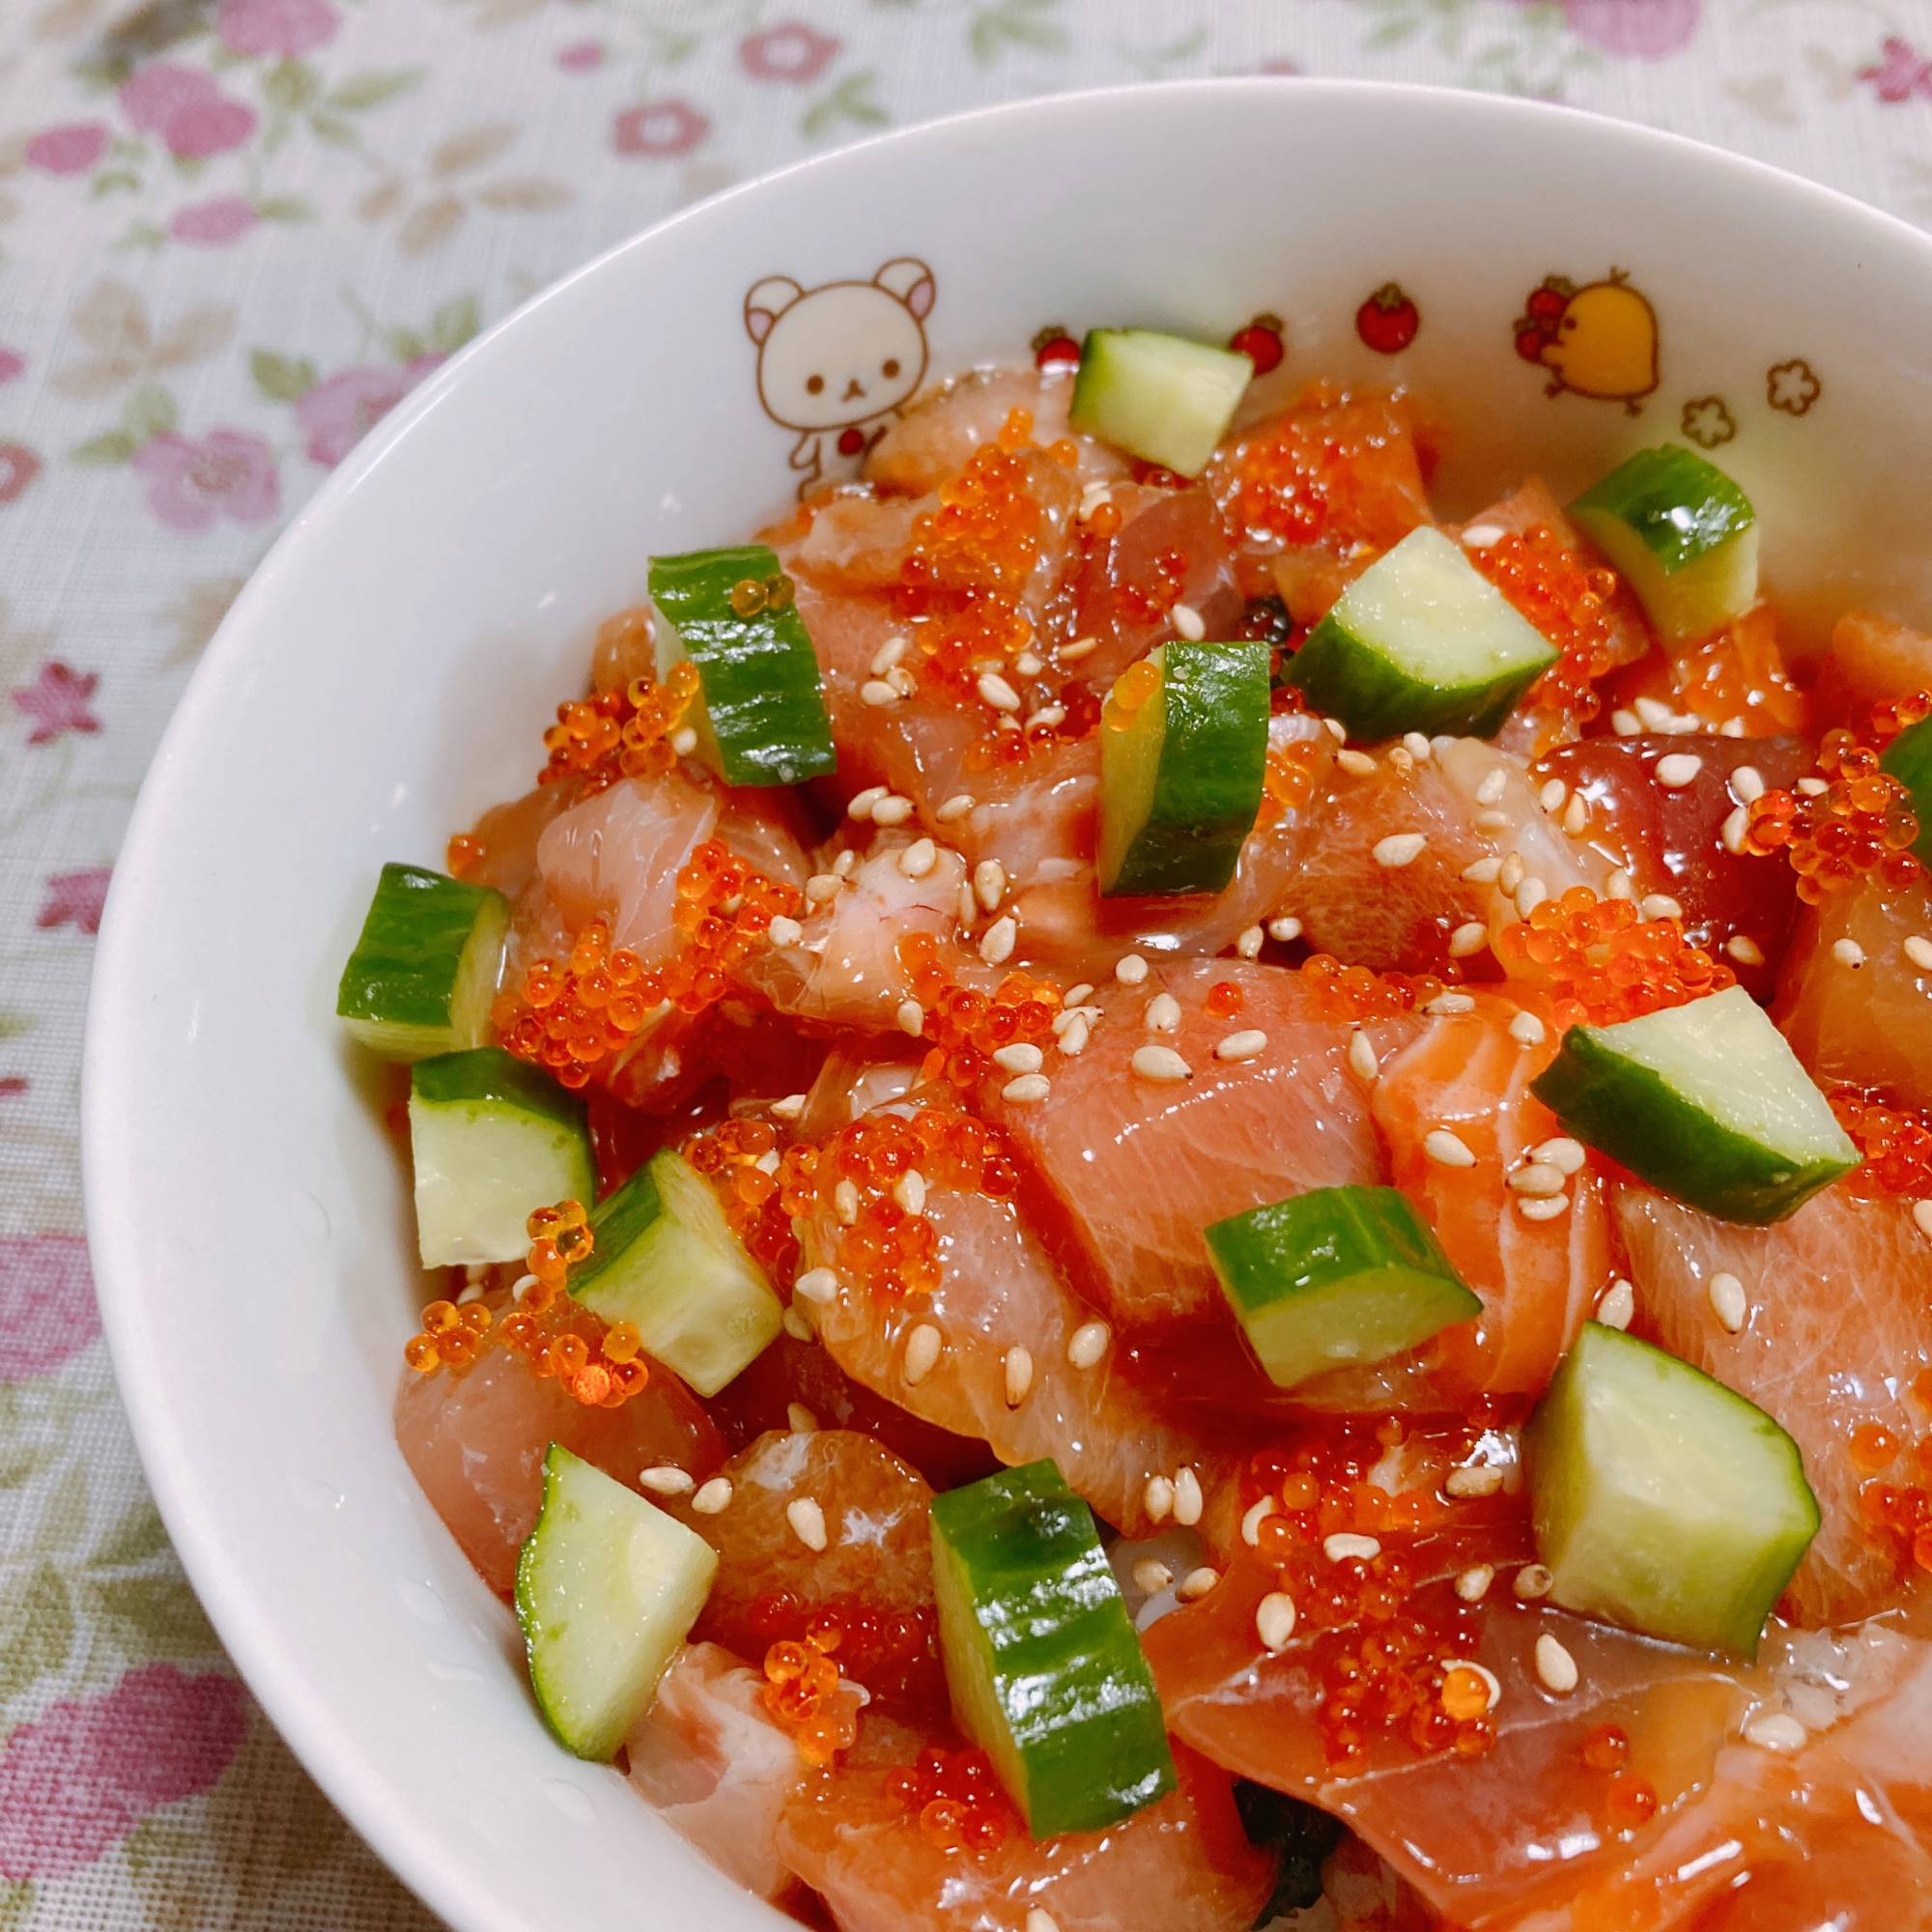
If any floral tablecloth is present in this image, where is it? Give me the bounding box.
[0,1,1928,1924]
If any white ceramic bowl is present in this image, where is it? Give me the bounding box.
[82,79,1932,1932]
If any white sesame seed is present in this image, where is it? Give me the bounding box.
[1508,1010,1547,1045]
[1003,1073,1052,1103]
[1177,1566,1220,1602]
[1516,876,1549,918]
[1455,1564,1494,1603]
[795,1267,838,1306]
[1348,1029,1379,1083]
[834,1179,860,1225]
[894,1169,927,1215]
[787,1497,828,1551]
[1563,792,1589,837]
[1508,1162,1567,1197]
[1446,1465,1503,1498]
[1916,1201,1932,1238]
[1015,652,1043,678]
[848,784,889,819]
[1325,1532,1380,1562]
[1611,709,1641,737]
[1656,753,1703,788]
[1236,923,1264,959]
[509,1272,541,1304]
[1539,778,1568,813]
[1026,1908,1061,1932]
[1721,717,1747,737]
[895,997,925,1037]
[1144,1475,1175,1523]
[1145,992,1181,1033]
[992,1042,1043,1076]
[1634,696,1674,729]
[1067,1321,1110,1369]
[1061,637,1098,662]
[1256,1592,1297,1651]
[898,838,938,879]
[1724,934,1765,966]
[1404,732,1433,759]
[903,1323,942,1384]
[1605,868,1635,900]
[1535,1634,1579,1694]
[691,1476,733,1515]
[1241,1495,1278,1547]
[1462,855,1502,884]
[769,915,806,949]
[1323,718,1348,743]
[788,1403,819,1435]
[1057,1013,1091,1056]
[1474,809,1512,835]
[639,1464,695,1495]
[957,880,978,927]
[1375,832,1428,868]
[1216,1029,1268,1062]
[804,873,841,902]
[1833,937,1866,968]
[782,1306,813,1342]
[1173,1466,1204,1526]
[1115,952,1149,985]
[974,860,1006,911]
[869,638,908,678]
[1498,851,1527,895]
[1425,1128,1476,1168]
[978,671,1021,713]
[1461,523,1505,549]
[1449,921,1491,958]
[772,1092,807,1122]
[1172,602,1206,641]
[669,724,698,755]
[1744,1711,1807,1752]
[1476,767,1509,806]
[755,1149,781,1175]
[1005,1346,1034,1406]
[1640,894,1684,923]
[1905,935,1932,970]
[936,793,975,823]
[980,916,1016,965]
[872,795,917,829]
[1513,1563,1553,1600]
[1798,776,1830,797]
[1132,1045,1192,1083]
[1708,1270,1747,1333]
[1267,916,1303,942]
[1598,1278,1634,1329]
[1532,1136,1587,1175]
[1132,1558,1175,1595]
[1730,764,1765,805]
[1719,805,1749,855]
[1518,1194,1570,1222]
[1425,992,1476,1016]
[887,664,918,697]
[832,848,858,877]
[1337,749,1378,777]
[861,679,899,707]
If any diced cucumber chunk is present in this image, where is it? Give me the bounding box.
[1205,1184,1482,1390]
[335,863,508,1062]
[1525,1323,1819,1659]
[1099,640,1270,897]
[649,545,837,788]
[515,1445,719,1759]
[408,1049,594,1266]
[1284,526,1558,741]
[1570,444,1758,643]
[930,1460,1175,1838]
[1068,328,1253,479]
[1529,985,1858,1225]
[1879,713,1932,867]
[568,1149,782,1397]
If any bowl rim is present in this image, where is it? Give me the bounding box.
[78,73,1932,1930]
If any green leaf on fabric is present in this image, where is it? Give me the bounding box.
[383,326,428,363]
[326,68,425,112]
[308,110,358,146]
[968,0,1066,64]
[0,1881,34,1932]
[89,168,142,199]
[35,1461,89,1554]
[81,1570,216,1662]
[93,1501,172,1571]
[262,57,320,112]
[255,196,314,223]
[0,1441,58,1490]
[802,71,889,142]
[250,349,317,403]
[429,294,481,355]
[0,1564,72,1705]
[121,381,177,442]
[123,1817,199,1879]
[0,1008,34,1039]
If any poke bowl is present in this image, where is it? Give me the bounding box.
[82,78,1932,1932]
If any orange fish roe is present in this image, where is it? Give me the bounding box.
[1858,1456,1932,1576]
[1491,886,1733,1031]
[1298,954,1445,1024]
[1581,1722,1630,1773]
[1114,544,1189,624]
[535,647,700,796]
[883,1747,1018,1853]
[763,1633,864,1766]
[1466,525,1622,728]
[1255,734,1327,830]
[1746,721,1924,905]
[749,1590,937,1712]
[445,831,487,879]
[895,930,1062,1094]
[494,844,805,1088]
[1103,656,1163,730]
[1645,604,1809,738]
[1829,1087,1932,1199]
[1605,1772,1659,1833]
[683,1114,800,1283]
[1206,980,1245,1018]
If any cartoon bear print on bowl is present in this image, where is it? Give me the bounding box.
[744,258,935,497]
[1513,268,1659,413]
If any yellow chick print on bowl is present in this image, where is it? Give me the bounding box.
[1513,269,1659,412]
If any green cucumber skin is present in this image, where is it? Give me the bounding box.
[1570,444,1754,575]
[1880,714,1932,867]
[1106,639,1270,897]
[1529,1025,1855,1225]
[649,545,837,788]
[1287,615,1549,744]
[411,1047,589,1139]
[1067,329,1252,479]
[570,1157,667,1296]
[335,863,508,1058]
[931,1461,1175,1838]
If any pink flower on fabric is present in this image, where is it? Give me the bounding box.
[556,40,604,71]
[170,195,258,246]
[0,1079,25,1098]
[0,350,24,384]
[294,355,443,468]
[739,21,841,83]
[1860,37,1932,102]
[0,1667,248,1879]
[1553,0,1698,59]
[0,444,41,504]
[25,123,109,176]
[131,429,279,533]
[214,0,340,57]
[119,64,257,160]
[12,663,101,746]
[37,868,112,935]
[0,1235,99,1381]
[613,99,709,158]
